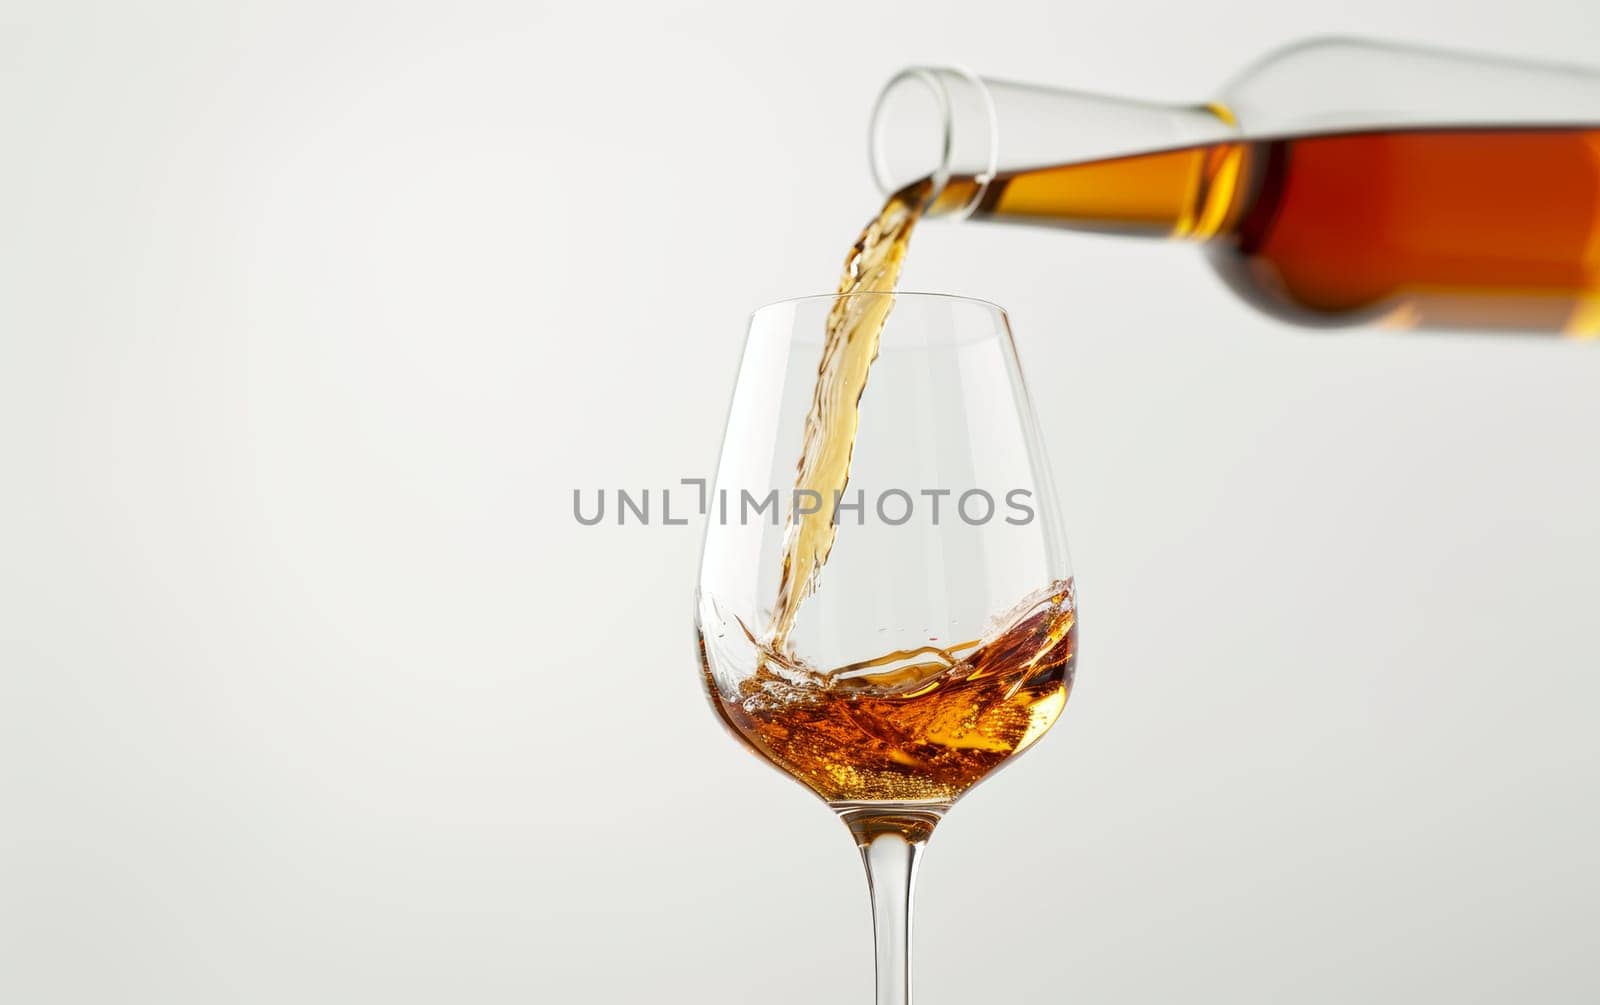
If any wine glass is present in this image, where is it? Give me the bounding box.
[696,292,1077,1005]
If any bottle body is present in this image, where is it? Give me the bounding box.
[944,127,1600,333]
[870,41,1600,334]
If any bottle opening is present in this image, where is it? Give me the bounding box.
[869,69,953,197]
[868,66,996,218]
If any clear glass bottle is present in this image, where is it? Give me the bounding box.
[868,38,1600,334]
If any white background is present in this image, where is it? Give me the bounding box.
[4,1,1599,1001]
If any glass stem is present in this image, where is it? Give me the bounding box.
[862,832,922,1005]
[840,806,942,1005]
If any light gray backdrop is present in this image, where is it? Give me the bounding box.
[3,0,1597,1001]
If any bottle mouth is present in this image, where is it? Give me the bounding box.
[868,66,997,219]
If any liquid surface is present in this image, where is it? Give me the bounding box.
[936,126,1600,333]
[706,580,1076,805]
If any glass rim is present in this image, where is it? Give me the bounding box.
[749,290,1009,317]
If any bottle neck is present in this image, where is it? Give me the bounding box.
[940,130,1255,243]
[869,67,1240,224]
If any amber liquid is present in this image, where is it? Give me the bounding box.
[707,580,1076,806]
[706,180,1070,815]
[934,126,1600,334]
